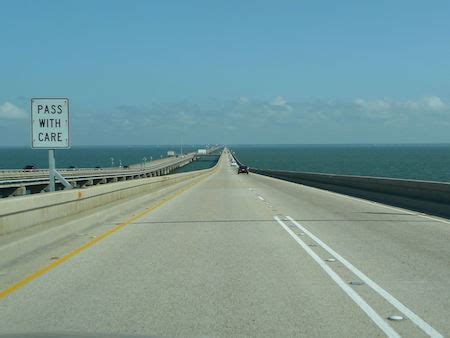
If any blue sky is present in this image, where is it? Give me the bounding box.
[1,0,450,145]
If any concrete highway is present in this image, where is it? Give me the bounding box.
[0,150,449,337]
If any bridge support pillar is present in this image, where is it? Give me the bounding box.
[96,178,107,185]
[9,186,26,197]
[81,180,93,188]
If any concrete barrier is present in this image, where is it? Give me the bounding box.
[251,168,450,218]
[231,153,450,218]
[0,163,218,237]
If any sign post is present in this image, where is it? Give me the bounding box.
[48,149,56,192]
[31,98,72,192]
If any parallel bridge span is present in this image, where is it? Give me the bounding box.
[0,146,222,197]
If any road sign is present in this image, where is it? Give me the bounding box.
[30,98,72,192]
[31,98,70,149]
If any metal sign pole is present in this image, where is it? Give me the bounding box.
[49,149,56,192]
[48,149,72,191]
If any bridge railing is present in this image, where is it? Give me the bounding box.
[0,151,223,238]
[0,154,195,177]
[0,153,196,198]
[230,150,450,218]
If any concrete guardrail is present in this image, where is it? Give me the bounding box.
[231,152,450,218]
[0,158,220,237]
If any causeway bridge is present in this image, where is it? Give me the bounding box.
[0,146,221,198]
[0,148,449,337]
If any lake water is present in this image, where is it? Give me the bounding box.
[1,145,449,183]
[231,144,450,183]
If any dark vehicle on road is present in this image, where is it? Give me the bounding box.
[23,165,37,172]
[237,165,249,174]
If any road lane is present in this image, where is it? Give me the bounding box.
[0,152,447,336]
[239,168,449,336]
[0,156,388,337]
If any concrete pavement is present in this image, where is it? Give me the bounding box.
[0,151,448,337]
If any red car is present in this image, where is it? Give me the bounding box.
[238,165,249,174]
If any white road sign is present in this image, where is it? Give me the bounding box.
[31,98,70,148]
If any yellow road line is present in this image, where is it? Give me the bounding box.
[0,170,215,299]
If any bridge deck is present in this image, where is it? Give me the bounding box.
[0,152,448,337]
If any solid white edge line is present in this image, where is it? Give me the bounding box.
[289,176,450,225]
[320,189,450,225]
[411,212,450,225]
[286,216,443,338]
[258,173,450,225]
[273,216,400,338]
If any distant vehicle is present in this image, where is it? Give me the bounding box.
[123,165,129,169]
[23,165,37,172]
[167,150,176,157]
[197,149,207,155]
[230,162,238,167]
[68,165,76,169]
[95,166,101,169]
[238,165,249,174]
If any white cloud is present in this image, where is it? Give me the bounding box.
[238,96,250,104]
[352,96,449,122]
[354,98,391,111]
[402,96,447,111]
[271,96,287,106]
[0,102,27,119]
[114,96,449,129]
[270,96,292,111]
[76,95,450,143]
[403,100,420,110]
[423,96,446,110]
